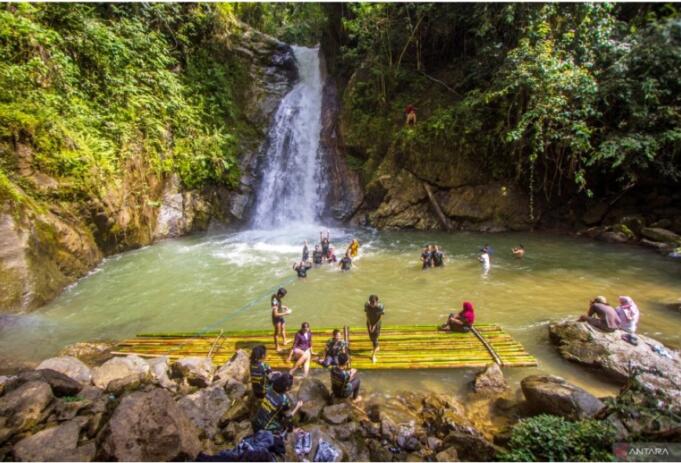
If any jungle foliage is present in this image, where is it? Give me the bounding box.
[336,3,681,205]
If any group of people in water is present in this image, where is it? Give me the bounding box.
[292,231,360,277]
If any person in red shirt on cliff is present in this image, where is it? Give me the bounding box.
[405,104,416,126]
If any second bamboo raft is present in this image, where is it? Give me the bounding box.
[113,324,537,370]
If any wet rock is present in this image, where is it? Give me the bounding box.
[436,446,459,462]
[59,342,115,367]
[597,230,630,244]
[172,356,214,387]
[0,375,15,395]
[224,378,248,401]
[146,356,176,390]
[15,368,82,397]
[333,420,359,441]
[54,396,91,421]
[473,363,507,394]
[428,436,443,452]
[322,403,352,425]
[37,356,92,385]
[521,375,604,419]
[92,355,150,390]
[0,381,54,444]
[641,227,681,244]
[367,438,394,462]
[106,373,144,395]
[442,430,496,461]
[421,393,471,435]
[397,421,421,451]
[223,420,253,445]
[101,388,200,461]
[296,377,331,422]
[12,419,94,462]
[220,399,251,424]
[214,350,249,384]
[549,320,681,410]
[178,385,232,439]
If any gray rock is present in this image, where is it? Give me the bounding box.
[549,320,681,411]
[521,375,604,419]
[146,356,176,390]
[59,342,114,366]
[91,355,150,390]
[641,227,681,244]
[12,419,94,462]
[0,375,15,396]
[597,230,630,244]
[177,385,232,439]
[0,381,54,444]
[106,373,144,395]
[436,446,459,462]
[172,357,214,387]
[101,388,200,461]
[473,363,507,394]
[322,403,352,425]
[37,356,92,385]
[296,377,331,422]
[223,420,253,445]
[442,430,496,461]
[214,350,249,384]
[16,369,83,397]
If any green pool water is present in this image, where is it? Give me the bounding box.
[2,226,680,397]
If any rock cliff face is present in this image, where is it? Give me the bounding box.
[0,25,296,313]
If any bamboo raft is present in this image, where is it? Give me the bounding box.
[112,324,537,370]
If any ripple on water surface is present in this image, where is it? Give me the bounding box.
[2,227,680,396]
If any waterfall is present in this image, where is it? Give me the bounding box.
[251,46,324,228]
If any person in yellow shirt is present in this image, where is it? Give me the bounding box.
[347,239,360,258]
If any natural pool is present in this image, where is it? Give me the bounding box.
[2,226,680,398]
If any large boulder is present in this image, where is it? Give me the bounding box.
[296,377,331,422]
[177,385,232,439]
[322,403,352,425]
[172,357,214,387]
[59,342,115,366]
[442,430,496,461]
[16,369,83,397]
[549,320,681,410]
[101,388,200,461]
[520,375,604,420]
[641,227,681,244]
[0,381,54,444]
[91,355,150,390]
[214,350,249,384]
[37,356,92,385]
[12,419,95,462]
[473,363,507,394]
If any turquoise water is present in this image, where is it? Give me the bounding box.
[2,227,680,397]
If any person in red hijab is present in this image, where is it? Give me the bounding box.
[439,301,476,333]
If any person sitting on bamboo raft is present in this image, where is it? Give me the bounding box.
[292,260,312,278]
[252,372,302,435]
[312,245,323,265]
[365,294,384,363]
[439,301,476,333]
[289,322,314,377]
[271,288,292,352]
[331,352,361,402]
[347,238,360,258]
[250,345,272,400]
[319,329,347,368]
[579,296,620,332]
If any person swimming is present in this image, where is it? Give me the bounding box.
[512,245,525,258]
[249,345,272,400]
[339,252,352,271]
[271,288,291,352]
[312,245,323,265]
[293,260,312,278]
[364,294,384,363]
[439,302,475,333]
[347,239,360,258]
[327,246,338,263]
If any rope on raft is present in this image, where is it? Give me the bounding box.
[471,326,503,366]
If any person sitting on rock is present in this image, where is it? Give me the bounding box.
[293,260,312,278]
[512,245,525,258]
[579,296,621,332]
[250,345,272,400]
[252,372,302,435]
[288,322,314,378]
[439,301,475,333]
[312,245,323,265]
[616,296,640,334]
[339,252,352,271]
[330,352,361,402]
[432,245,445,267]
[319,329,347,368]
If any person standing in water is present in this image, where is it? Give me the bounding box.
[312,244,323,265]
[302,240,310,262]
[479,248,491,273]
[271,288,291,352]
[292,260,312,278]
[512,245,525,258]
[347,239,360,258]
[364,294,384,363]
[421,245,433,270]
[432,245,445,267]
[320,230,330,262]
[339,252,352,271]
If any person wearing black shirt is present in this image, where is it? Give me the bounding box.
[432,245,445,267]
[271,288,291,352]
[320,230,330,261]
[252,373,302,435]
[250,345,272,400]
[302,240,310,262]
[330,353,361,401]
[339,253,352,271]
[421,245,433,269]
[364,294,384,363]
[293,260,312,278]
[312,245,323,265]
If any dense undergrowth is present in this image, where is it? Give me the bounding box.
[331,4,681,210]
[0,3,252,209]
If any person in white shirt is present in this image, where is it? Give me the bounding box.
[479,249,490,273]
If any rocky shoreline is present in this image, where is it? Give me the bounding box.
[1,320,680,461]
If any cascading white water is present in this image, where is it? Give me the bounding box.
[252,46,324,228]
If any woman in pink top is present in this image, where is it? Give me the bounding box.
[439,301,476,333]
